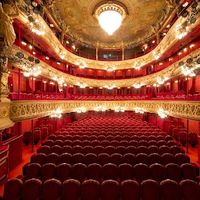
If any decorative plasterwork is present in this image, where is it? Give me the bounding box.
[10,100,200,122]
[16,4,200,70]
[0,100,14,130]
[49,0,172,48]
[10,46,200,88]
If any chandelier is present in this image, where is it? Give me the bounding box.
[94,1,127,35]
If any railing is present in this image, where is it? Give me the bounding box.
[9,92,200,101]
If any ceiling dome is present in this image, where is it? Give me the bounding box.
[49,0,174,48]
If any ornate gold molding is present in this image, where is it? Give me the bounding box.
[10,100,200,122]
[16,5,200,70]
[0,100,14,130]
[10,46,200,88]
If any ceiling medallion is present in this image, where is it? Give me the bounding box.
[94,1,128,36]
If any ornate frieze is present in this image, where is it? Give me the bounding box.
[10,46,200,88]
[10,100,200,122]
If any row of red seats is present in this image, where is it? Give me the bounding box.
[37,145,183,155]
[42,139,175,146]
[49,134,171,141]
[2,178,200,200]
[58,129,165,133]
[23,163,199,182]
[30,153,190,166]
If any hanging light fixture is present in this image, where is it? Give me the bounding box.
[94,1,127,35]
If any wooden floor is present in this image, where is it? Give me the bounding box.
[0,143,199,197]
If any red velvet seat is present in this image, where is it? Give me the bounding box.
[22,179,42,200]
[3,178,23,200]
[72,153,84,164]
[119,163,133,180]
[134,164,150,182]
[56,163,72,182]
[58,153,72,164]
[123,153,136,165]
[50,145,62,154]
[31,153,46,165]
[42,140,54,147]
[175,153,190,165]
[63,145,73,154]
[62,179,80,200]
[116,146,127,154]
[121,180,140,200]
[150,163,166,182]
[180,179,200,200]
[41,163,56,181]
[160,179,181,200]
[85,153,98,165]
[25,163,41,180]
[81,179,100,200]
[73,146,83,154]
[93,146,104,154]
[98,153,110,165]
[54,140,64,147]
[148,153,161,165]
[102,163,118,180]
[136,153,149,165]
[136,146,148,154]
[126,146,137,154]
[82,146,93,154]
[148,146,159,154]
[110,153,122,165]
[87,163,102,181]
[161,153,176,165]
[141,179,160,200]
[181,163,199,180]
[72,163,87,182]
[46,153,59,164]
[166,163,182,181]
[101,180,120,200]
[159,145,170,154]
[170,145,183,154]
[37,146,50,155]
[42,179,61,200]
[104,146,115,154]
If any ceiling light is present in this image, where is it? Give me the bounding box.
[157,108,168,119]
[134,107,145,114]
[21,41,27,46]
[50,108,63,118]
[94,2,127,35]
[23,66,42,77]
[189,44,195,48]
[94,105,107,112]
[183,48,188,52]
[182,2,189,7]
[45,56,49,60]
[114,106,125,112]
[74,107,87,113]
[166,24,171,28]
[107,67,115,72]
[176,24,189,40]
[72,44,76,50]
[133,83,144,89]
[50,23,54,28]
